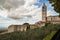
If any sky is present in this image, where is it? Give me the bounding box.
[0,0,59,30]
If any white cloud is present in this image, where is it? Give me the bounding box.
[0,0,25,9]
[47,10,59,16]
[0,9,8,18]
[7,0,39,19]
[24,0,38,8]
[0,0,59,25]
[0,0,41,20]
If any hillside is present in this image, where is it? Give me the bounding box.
[0,23,60,40]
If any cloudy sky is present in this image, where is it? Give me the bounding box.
[0,0,59,30]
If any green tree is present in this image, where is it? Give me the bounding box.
[23,23,30,31]
[48,0,60,17]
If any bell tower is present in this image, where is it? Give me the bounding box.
[42,3,47,22]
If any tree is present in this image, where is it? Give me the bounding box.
[23,23,30,30]
[48,0,60,17]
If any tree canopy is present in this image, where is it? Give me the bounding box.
[48,0,60,17]
[23,23,29,25]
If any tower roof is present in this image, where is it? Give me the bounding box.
[42,3,46,7]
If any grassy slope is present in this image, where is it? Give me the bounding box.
[0,24,60,40]
[43,31,57,40]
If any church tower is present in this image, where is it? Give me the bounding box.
[42,3,47,22]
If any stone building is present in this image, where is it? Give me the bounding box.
[1,3,60,34]
[7,3,47,32]
[47,15,60,24]
[7,3,60,32]
[8,23,30,32]
[42,3,47,22]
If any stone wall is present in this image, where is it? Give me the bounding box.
[47,16,60,22]
[8,25,15,33]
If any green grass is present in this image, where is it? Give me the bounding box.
[43,31,57,40]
